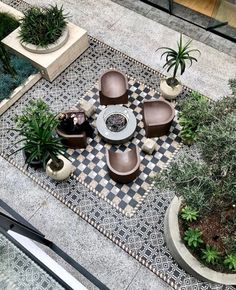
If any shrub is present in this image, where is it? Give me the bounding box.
[19,5,68,47]
[201,245,220,265]
[0,54,37,101]
[0,12,19,76]
[184,228,203,248]
[0,12,19,41]
[178,91,209,145]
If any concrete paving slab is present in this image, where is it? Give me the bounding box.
[127,265,173,290]
[0,156,49,220]
[29,195,142,290]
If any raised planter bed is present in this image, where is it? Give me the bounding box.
[164,196,236,285]
[0,3,41,115]
[0,72,41,116]
[2,22,89,82]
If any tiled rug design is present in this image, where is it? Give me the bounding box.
[68,79,181,215]
[0,0,234,289]
[0,232,64,289]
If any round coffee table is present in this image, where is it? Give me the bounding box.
[96,105,137,144]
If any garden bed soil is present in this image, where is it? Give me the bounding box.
[179,204,235,274]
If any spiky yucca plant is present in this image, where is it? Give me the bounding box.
[157,34,200,87]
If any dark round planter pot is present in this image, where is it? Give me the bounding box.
[23,150,48,169]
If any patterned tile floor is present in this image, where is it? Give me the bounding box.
[0,1,234,289]
[0,232,64,289]
[68,79,181,215]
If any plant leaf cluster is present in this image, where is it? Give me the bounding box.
[12,99,65,168]
[19,5,68,47]
[184,228,203,248]
[181,206,198,222]
[157,34,200,86]
[0,12,19,76]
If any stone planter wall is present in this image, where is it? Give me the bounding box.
[164,196,236,285]
[0,73,42,116]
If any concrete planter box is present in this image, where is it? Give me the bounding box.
[164,196,236,285]
[0,73,41,116]
[0,3,40,116]
[2,22,89,82]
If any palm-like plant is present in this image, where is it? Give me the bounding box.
[11,99,65,169]
[157,34,200,87]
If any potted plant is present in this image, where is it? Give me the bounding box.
[57,110,94,149]
[11,99,73,180]
[155,81,236,284]
[157,34,200,100]
[19,5,69,54]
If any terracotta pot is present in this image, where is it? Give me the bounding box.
[46,155,73,181]
[160,78,183,100]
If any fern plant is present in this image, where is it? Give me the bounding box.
[157,34,200,87]
[201,245,220,265]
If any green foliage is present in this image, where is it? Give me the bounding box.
[155,158,217,214]
[201,245,220,265]
[0,12,19,76]
[197,113,236,204]
[19,5,68,47]
[0,54,37,101]
[181,206,198,222]
[157,34,200,86]
[178,91,209,144]
[223,236,236,254]
[0,12,19,41]
[12,99,65,168]
[224,254,236,271]
[229,79,236,95]
[184,228,203,248]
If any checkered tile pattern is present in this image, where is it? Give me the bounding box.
[67,79,181,214]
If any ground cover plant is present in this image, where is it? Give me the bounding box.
[155,80,236,273]
[0,12,37,101]
[19,5,68,47]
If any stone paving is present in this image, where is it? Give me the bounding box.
[0,0,236,290]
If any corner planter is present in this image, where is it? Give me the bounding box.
[46,155,73,181]
[2,22,89,81]
[160,78,182,100]
[0,72,41,116]
[20,27,70,54]
[164,196,236,285]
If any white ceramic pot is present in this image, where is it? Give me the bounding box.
[160,78,183,100]
[46,155,73,181]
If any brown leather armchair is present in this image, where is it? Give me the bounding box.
[99,69,128,105]
[142,98,175,138]
[106,146,140,184]
[56,110,88,149]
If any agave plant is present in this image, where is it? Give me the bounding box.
[157,34,200,87]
